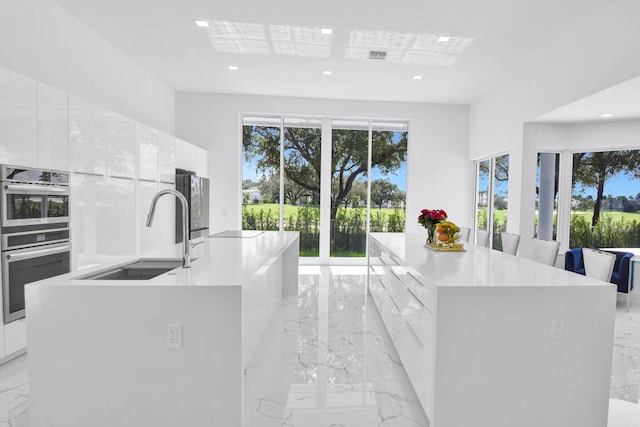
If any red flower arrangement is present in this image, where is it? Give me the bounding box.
[418,209,447,228]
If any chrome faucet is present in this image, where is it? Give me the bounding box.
[146,189,191,268]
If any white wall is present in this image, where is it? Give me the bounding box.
[0,0,175,134]
[469,3,640,254]
[175,93,471,234]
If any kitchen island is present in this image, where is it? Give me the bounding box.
[25,230,299,427]
[368,232,616,427]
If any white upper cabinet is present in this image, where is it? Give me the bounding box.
[68,95,107,175]
[157,131,176,183]
[106,112,136,179]
[136,123,157,181]
[37,82,69,171]
[70,173,109,271]
[99,176,136,258]
[136,180,159,254]
[0,66,37,168]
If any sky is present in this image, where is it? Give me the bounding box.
[572,171,639,199]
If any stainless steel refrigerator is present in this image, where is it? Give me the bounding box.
[175,169,210,243]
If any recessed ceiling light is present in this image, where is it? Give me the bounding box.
[194,20,209,28]
[438,36,450,42]
[320,27,332,35]
[413,75,423,80]
[599,113,615,118]
[228,65,239,71]
[323,70,332,75]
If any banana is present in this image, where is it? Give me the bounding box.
[438,221,460,233]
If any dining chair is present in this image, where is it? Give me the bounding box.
[582,248,616,282]
[531,238,560,266]
[459,227,471,242]
[476,230,490,248]
[501,232,520,255]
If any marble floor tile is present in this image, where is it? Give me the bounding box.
[2,268,640,426]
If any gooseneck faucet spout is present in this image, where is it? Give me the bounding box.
[146,189,191,268]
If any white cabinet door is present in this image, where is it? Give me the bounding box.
[157,131,176,183]
[156,182,176,248]
[70,173,108,271]
[98,177,136,258]
[137,180,159,254]
[106,112,136,179]
[4,318,27,356]
[0,66,37,167]
[136,123,157,181]
[68,96,107,175]
[37,82,69,171]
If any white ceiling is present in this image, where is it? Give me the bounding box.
[52,0,640,120]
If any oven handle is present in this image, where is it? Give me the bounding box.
[3,183,69,194]
[6,244,71,262]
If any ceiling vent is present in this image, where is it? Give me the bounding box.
[369,51,387,60]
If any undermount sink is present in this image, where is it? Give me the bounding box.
[77,258,187,280]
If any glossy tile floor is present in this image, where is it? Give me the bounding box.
[1,266,640,426]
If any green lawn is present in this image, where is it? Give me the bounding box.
[243,203,403,218]
[570,210,640,223]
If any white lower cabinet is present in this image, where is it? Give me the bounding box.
[369,241,435,421]
[4,318,27,357]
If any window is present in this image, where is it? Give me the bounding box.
[474,154,509,249]
[570,149,640,248]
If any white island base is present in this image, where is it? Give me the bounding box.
[369,233,617,427]
[25,231,299,427]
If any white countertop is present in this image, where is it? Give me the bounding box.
[370,233,615,288]
[33,231,299,287]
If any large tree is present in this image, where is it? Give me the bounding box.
[243,126,407,221]
[371,179,400,209]
[572,150,640,225]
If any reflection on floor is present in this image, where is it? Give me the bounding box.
[0,266,639,426]
[243,265,428,426]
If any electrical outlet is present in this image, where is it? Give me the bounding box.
[550,318,565,340]
[166,324,183,349]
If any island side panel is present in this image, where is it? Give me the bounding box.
[26,284,242,427]
[282,234,300,297]
[242,233,299,368]
[432,285,616,427]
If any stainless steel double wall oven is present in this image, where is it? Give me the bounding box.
[1,165,71,324]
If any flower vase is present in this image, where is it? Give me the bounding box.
[426,225,437,246]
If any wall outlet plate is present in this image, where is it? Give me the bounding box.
[550,318,565,340]
[166,323,183,348]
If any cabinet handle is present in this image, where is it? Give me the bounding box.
[390,256,401,265]
[389,269,400,280]
[379,257,387,265]
[405,287,425,308]
[406,271,424,286]
[389,295,401,311]
[377,278,387,290]
[369,265,375,272]
[405,322,424,348]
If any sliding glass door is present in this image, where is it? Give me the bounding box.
[474,154,509,249]
[243,115,407,260]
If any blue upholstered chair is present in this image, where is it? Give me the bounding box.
[564,248,634,293]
